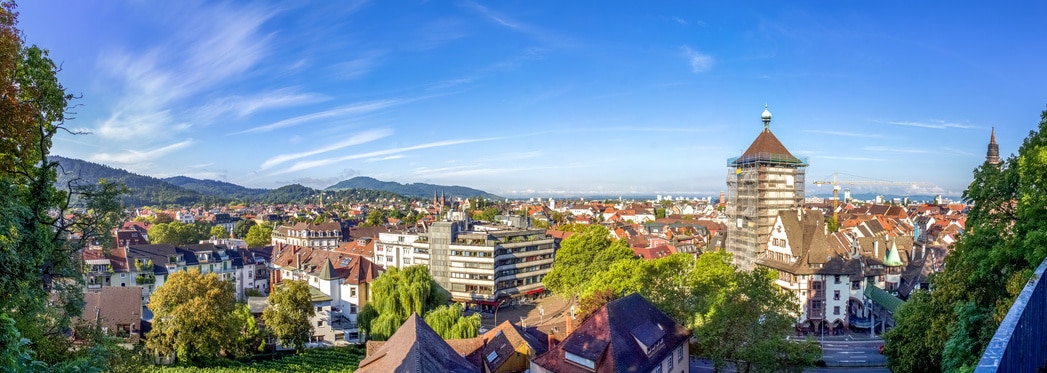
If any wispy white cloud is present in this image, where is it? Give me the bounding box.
[94,3,276,140]
[820,155,886,162]
[680,46,714,73]
[271,137,504,175]
[803,129,884,138]
[233,99,402,135]
[260,129,393,170]
[89,139,195,165]
[458,1,570,47]
[883,120,974,130]
[862,146,931,154]
[333,51,387,80]
[411,164,561,178]
[194,89,329,123]
[672,16,687,25]
[365,155,405,162]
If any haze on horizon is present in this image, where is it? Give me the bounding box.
[17,1,1047,197]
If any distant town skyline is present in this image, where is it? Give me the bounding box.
[18,1,1047,197]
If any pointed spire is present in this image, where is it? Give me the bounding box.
[986,126,1000,167]
[318,257,335,280]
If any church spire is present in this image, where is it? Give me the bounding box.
[986,127,1000,167]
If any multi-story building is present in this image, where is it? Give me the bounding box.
[271,221,343,249]
[84,243,266,303]
[411,221,556,307]
[726,106,807,271]
[374,230,422,268]
[758,209,912,335]
[270,244,382,344]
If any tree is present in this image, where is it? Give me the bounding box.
[543,225,635,297]
[358,265,449,341]
[262,280,314,350]
[229,302,265,358]
[146,270,238,365]
[148,220,211,245]
[233,218,256,239]
[694,267,820,373]
[362,209,385,227]
[154,212,174,224]
[885,107,1047,371]
[424,304,481,339]
[210,225,228,239]
[576,288,621,322]
[245,222,274,247]
[0,2,126,366]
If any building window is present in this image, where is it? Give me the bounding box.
[852,281,861,290]
[350,287,357,297]
[834,306,840,315]
[833,290,840,301]
[813,281,821,290]
[667,354,673,370]
[317,320,323,327]
[834,275,841,284]
[677,345,683,362]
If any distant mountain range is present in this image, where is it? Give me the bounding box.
[326,176,502,200]
[49,156,501,207]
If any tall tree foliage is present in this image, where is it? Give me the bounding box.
[885,108,1047,372]
[0,1,126,367]
[245,222,274,247]
[358,265,450,341]
[148,221,211,245]
[262,280,314,350]
[543,225,634,296]
[424,304,481,340]
[146,270,238,365]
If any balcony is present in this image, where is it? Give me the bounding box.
[975,258,1047,372]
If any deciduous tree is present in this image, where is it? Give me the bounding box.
[210,225,228,239]
[0,1,126,366]
[886,108,1047,371]
[543,225,635,297]
[146,270,238,365]
[262,280,314,350]
[358,265,449,341]
[424,304,481,340]
[245,222,274,247]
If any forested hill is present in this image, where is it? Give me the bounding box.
[48,156,416,207]
[51,155,206,207]
[163,176,269,200]
[327,176,502,200]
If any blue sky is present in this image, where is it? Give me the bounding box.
[17,1,1047,198]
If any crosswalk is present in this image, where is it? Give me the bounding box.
[820,342,886,366]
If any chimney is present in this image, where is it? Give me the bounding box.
[566,316,573,335]
[296,253,301,270]
[547,334,555,351]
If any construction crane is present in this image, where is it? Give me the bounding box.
[812,172,928,224]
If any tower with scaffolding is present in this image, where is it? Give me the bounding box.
[725,106,807,271]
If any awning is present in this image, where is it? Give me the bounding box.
[525,288,545,295]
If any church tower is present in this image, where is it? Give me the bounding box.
[725,106,807,271]
[986,127,1000,167]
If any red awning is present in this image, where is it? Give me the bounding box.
[525,288,545,295]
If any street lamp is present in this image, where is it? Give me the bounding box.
[493,298,506,326]
[865,298,875,337]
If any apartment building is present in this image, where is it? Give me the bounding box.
[411,221,556,307]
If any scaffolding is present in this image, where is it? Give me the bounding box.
[725,153,807,271]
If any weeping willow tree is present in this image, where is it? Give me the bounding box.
[425,304,482,340]
[358,265,454,341]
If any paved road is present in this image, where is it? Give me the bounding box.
[819,339,886,367]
